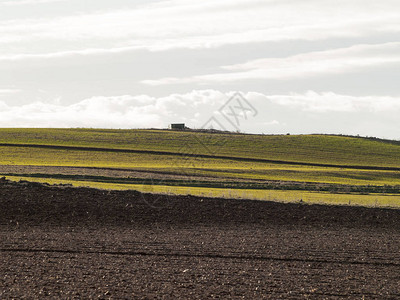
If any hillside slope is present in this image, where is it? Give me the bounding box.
[0,128,399,168]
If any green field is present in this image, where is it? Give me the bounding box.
[0,128,399,207]
[1,128,400,167]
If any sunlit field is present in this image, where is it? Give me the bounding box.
[1,128,400,208]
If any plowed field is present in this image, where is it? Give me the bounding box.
[1,180,400,299]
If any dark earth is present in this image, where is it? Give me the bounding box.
[1,179,400,299]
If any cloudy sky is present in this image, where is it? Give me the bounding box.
[1,0,400,139]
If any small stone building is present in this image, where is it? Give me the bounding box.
[169,123,186,130]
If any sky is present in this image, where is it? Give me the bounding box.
[0,0,400,139]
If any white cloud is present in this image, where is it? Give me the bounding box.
[260,91,400,112]
[0,46,139,61]
[1,90,400,130]
[0,90,231,128]
[0,95,162,128]
[142,42,400,84]
[0,89,20,95]
[0,89,399,138]
[263,120,280,126]
[0,0,66,6]
[0,0,399,59]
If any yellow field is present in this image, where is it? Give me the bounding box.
[6,175,400,209]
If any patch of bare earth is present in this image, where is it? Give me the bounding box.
[1,180,400,299]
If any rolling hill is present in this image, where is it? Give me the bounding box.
[0,128,399,207]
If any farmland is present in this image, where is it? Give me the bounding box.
[1,179,400,298]
[0,128,400,167]
[1,128,400,298]
[0,128,400,207]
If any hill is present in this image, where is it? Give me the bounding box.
[0,128,399,167]
[0,128,399,207]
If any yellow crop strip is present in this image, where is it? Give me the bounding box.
[4,175,400,209]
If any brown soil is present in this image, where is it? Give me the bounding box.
[1,180,400,299]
